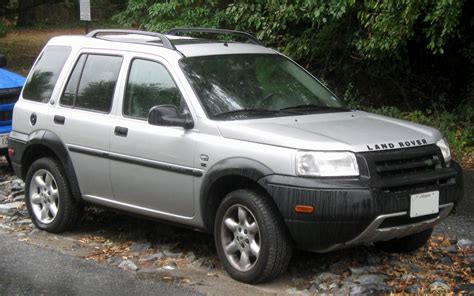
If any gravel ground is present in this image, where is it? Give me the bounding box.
[434,169,474,240]
[0,160,472,295]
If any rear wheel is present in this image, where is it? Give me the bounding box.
[25,157,81,233]
[214,189,292,283]
[374,228,433,253]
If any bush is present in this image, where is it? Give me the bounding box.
[112,0,223,32]
[0,21,10,37]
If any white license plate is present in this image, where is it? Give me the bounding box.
[410,191,439,218]
[0,134,8,148]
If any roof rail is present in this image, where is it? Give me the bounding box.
[86,29,176,50]
[166,28,263,46]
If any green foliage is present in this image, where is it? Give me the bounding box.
[226,0,464,60]
[226,1,356,62]
[357,0,463,58]
[113,0,223,32]
[0,23,8,37]
[369,104,474,162]
[0,19,12,37]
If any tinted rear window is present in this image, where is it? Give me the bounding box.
[60,54,123,113]
[23,46,71,103]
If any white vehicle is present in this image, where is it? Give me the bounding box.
[8,29,463,283]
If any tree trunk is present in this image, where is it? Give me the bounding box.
[16,0,36,27]
[17,0,64,27]
[217,0,233,10]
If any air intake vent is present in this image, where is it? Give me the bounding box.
[374,154,441,177]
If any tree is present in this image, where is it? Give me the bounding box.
[16,0,72,26]
[115,0,473,110]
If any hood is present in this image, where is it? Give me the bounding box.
[0,68,26,89]
[217,111,442,152]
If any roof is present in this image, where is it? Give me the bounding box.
[174,41,276,57]
[48,29,278,58]
[0,68,25,89]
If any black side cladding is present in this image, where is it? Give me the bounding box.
[200,157,273,230]
[8,130,83,201]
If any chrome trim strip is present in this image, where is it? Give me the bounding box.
[67,144,203,177]
[347,211,407,244]
[82,194,194,220]
[313,203,454,253]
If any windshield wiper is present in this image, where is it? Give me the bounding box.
[279,104,349,112]
[213,108,280,119]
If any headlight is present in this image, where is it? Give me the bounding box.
[436,138,451,166]
[296,151,359,177]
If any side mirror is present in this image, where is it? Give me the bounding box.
[0,55,6,68]
[148,105,194,129]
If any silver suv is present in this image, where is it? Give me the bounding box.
[8,28,463,283]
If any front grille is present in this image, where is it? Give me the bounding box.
[360,145,455,193]
[362,145,444,178]
[372,146,441,178]
[0,87,21,104]
[0,110,13,121]
[375,154,441,177]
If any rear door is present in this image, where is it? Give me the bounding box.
[109,55,197,217]
[50,51,124,199]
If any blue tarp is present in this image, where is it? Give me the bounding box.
[0,68,26,89]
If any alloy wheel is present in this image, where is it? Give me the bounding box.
[220,204,261,272]
[29,169,60,224]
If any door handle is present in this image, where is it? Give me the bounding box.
[54,115,65,125]
[114,126,128,137]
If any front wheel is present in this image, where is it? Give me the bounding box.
[25,157,81,233]
[214,189,292,283]
[374,228,433,253]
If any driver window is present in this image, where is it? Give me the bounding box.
[124,59,183,119]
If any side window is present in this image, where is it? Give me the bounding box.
[124,59,183,119]
[60,54,123,113]
[23,46,71,103]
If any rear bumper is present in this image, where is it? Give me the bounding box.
[259,160,463,251]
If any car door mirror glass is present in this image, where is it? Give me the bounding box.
[148,105,194,129]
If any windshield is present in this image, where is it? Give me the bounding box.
[180,54,347,120]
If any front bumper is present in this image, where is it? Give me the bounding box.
[259,149,464,251]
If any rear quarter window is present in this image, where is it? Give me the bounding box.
[22,45,71,103]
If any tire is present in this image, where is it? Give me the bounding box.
[25,157,81,233]
[374,228,433,253]
[214,189,292,283]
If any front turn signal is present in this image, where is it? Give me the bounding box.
[294,205,314,214]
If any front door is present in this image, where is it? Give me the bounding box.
[109,58,196,217]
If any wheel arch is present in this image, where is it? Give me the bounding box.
[19,130,82,201]
[200,157,275,232]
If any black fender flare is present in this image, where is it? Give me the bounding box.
[200,157,274,229]
[18,130,82,201]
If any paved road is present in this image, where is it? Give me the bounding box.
[0,232,200,296]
